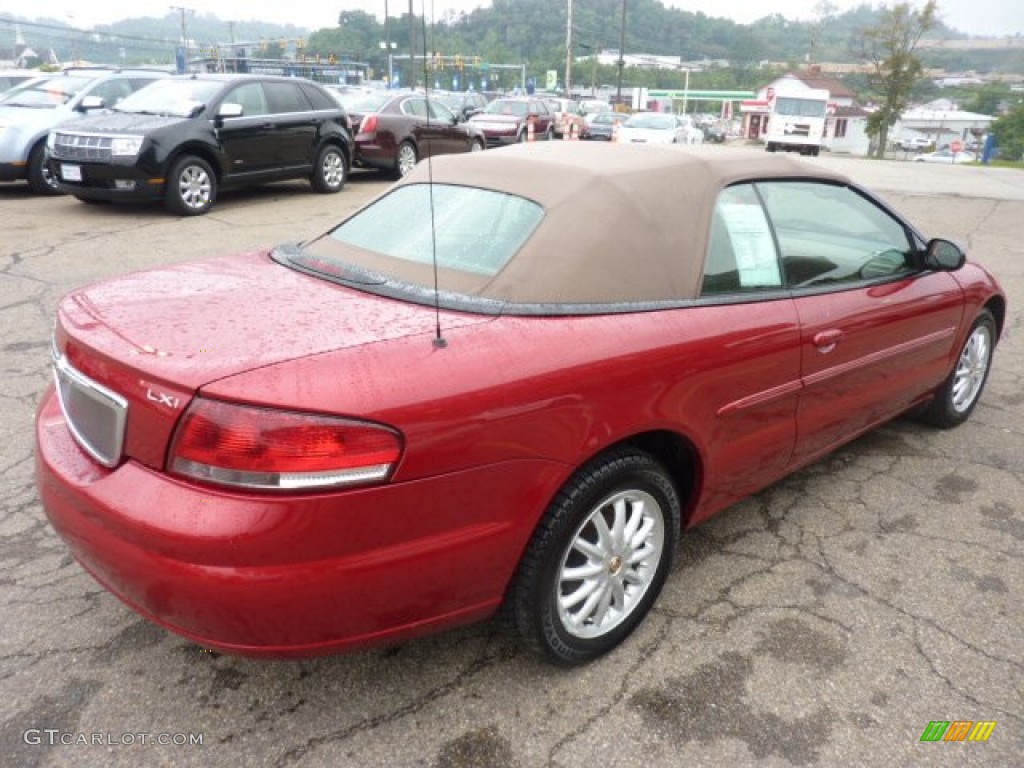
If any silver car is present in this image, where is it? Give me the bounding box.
[0,68,167,194]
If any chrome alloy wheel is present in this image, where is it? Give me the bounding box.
[951,323,992,413]
[397,143,418,177]
[555,489,666,639]
[321,151,345,188]
[177,164,212,211]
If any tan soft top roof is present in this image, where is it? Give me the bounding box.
[345,143,850,306]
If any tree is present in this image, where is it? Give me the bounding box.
[861,2,937,158]
[990,101,1024,163]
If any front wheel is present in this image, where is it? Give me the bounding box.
[311,145,347,193]
[921,309,996,428]
[28,143,63,196]
[165,155,216,216]
[507,449,679,666]
[470,139,484,152]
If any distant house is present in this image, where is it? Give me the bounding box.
[740,68,871,156]
[893,102,993,149]
[0,23,59,69]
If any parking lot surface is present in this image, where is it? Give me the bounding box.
[2,155,1021,767]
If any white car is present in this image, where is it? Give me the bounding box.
[618,112,695,145]
[913,148,976,164]
[897,136,933,151]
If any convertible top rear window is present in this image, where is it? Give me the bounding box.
[323,184,544,277]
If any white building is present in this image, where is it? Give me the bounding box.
[893,104,992,149]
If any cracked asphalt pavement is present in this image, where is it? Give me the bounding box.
[1,158,1021,767]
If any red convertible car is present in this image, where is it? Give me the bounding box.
[36,143,1005,665]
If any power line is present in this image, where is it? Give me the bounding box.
[0,16,181,47]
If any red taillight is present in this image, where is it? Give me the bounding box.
[358,114,378,136]
[169,399,402,491]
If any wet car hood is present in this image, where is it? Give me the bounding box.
[57,250,492,390]
[52,110,193,134]
[0,104,69,133]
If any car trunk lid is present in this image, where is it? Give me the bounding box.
[54,250,491,470]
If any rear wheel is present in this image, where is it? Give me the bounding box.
[507,449,679,665]
[921,309,996,428]
[165,155,215,216]
[311,144,347,193]
[470,139,485,152]
[395,141,418,178]
[27,142,63,196]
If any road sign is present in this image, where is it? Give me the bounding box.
[951,139,963,152]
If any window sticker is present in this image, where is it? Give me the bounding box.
[719,203,781,288]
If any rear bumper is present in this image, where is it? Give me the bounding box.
[36,387,564,657]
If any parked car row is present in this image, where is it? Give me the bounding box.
[4,69,527,212]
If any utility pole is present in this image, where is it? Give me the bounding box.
[616,0,627,107]
[385,0,393,86]
[170,5,192,66]
[408,0,416,87]
[565,0,573,97]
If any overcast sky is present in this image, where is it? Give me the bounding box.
[3,1,1021,38]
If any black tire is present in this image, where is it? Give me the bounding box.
[518,129,529,143]
[545,126,554,141]
[311,144,347,193]
[165,155,216,216]
[766,142,777,152]
[507,448,680,666]
[27,142,63,196]
[395,141,418,178]
[470,139,485,153]
[921,309,997,428]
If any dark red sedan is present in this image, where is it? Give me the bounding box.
[468,96,556,146]
[36,144,1005,665]
[341,90,486,177]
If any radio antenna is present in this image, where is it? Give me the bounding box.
[421,1,446,349]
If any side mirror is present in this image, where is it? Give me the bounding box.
[923,238,966,271]
[79,95,105,111]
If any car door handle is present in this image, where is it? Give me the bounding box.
[813,329,843,353]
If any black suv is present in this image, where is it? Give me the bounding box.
[47,73,353,215]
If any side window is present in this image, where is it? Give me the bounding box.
[90,79,133,107]
[299,83,337,111]
[403,98,428,118]
[701,184,783,295]
[426,101,455,122]
[263,81,312,114]
[225,83,268,117]
[755,181,914,287]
